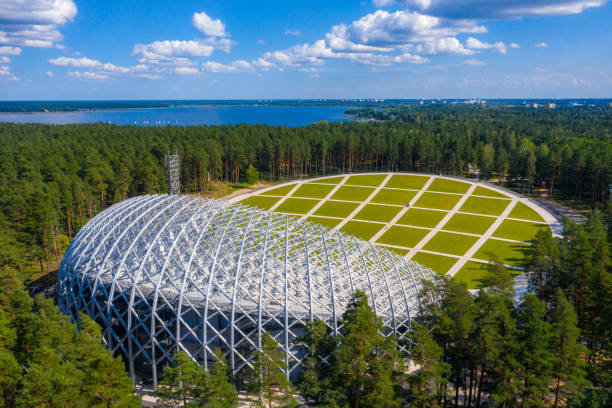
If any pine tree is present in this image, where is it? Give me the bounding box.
[198,348,238,408]
[245,164,259,187]
[526,228,560,306]
[249,332,296,408]
[407,323,448,408]
[550,289,588,407]
[332,290,401,408]
[155,351,203,408]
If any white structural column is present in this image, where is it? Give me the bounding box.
[299,175,350,220]
[333,174,393,231]
[446,198,519,277]
[406,183,477,258]
[369,176,435,243]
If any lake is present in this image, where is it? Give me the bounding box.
[0,105,355,127]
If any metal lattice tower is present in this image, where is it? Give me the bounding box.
[57,195,438,387]
[165,151,180,194]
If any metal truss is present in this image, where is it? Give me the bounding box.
[57,195,438,387]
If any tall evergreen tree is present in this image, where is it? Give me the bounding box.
[155,351,203,408]
[198,348,238,408]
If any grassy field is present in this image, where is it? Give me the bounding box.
[385,174,429,190]
[307,176,344,184]
[370,188,416,205]
[411,252,458,275]
[459,196,510,216]
[427,178,470,194]
[376,226,429,248]
[474,238,529,266]
[260,184,295,196]
[314,201,359,218]
[275,198,319,214]
[454,261,519,289]
[306,216,341,229]
[292,183,335,198]
[240,195,280,209]
[423,231,479,256]
[398,208,446,228]
[473,185,508,198]
[414,192,461,210]
[346,174,387,187]
[508,202,545,222]
[354,204,401,223]
[493,219,548,242]
[331,186,375,201]
[237,173,554,287]
[443,213,495,235]
[340,221,384,241]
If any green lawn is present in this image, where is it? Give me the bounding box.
[397,208,446,228]
[306,216,342,229]
[443,213,495,235]
[411,252,458,275]
[414,192,461,210]
[346,174,387,187]
[307,176,345,184]
[370,188,416,206]
[427,178,470,194]
[240,195,280,210]
[493,219,549,242]
[354,204,401,223]
[275,198,319,214]
[385,174,430,190]
[331,186,375,202]
[474,238,529,267]
[423,231,479,256]
[314,201,359,218]
[459,196,510,216]
[472,185,509,198]
[377,245,410,255]
[339,221,384,241]
[376,225,429,248]
[508,202,545,222]
[454,261,518,289]
[260,184,296,196]
[292,183,335,199]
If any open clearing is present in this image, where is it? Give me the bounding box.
[233,173,557,289]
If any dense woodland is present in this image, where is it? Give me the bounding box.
[1,106,610,276]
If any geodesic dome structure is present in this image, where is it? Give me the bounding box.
[57,194,437,386]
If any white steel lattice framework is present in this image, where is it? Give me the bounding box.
[57,194,437,387]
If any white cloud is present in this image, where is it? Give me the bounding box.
[510,42,520,48]
[461,58,487,66]
[393,0,608,19]
[535,42,549,47]
[466,37,507,53]
[68,71,109,80]
[0,0,76,48]
[49,56,101,67]
[0,56,9,63]
[0,46,21,55]
[284,29,302,36]
[45,70,54,77]
[257,39,266,45]
[416,37,474,55]
[202,60,253,73]
[174,66,200,75]
[192,12,228,37]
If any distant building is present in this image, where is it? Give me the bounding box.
[608,102,612,107]
[526,103,539,108]
[544,103,556,109]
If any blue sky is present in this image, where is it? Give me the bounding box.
[1,0,611,99]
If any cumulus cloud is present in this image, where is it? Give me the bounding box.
[535,42,549,47]
[49,56,101,67]
[0,56,9,63]
[68,71,109,81]
[384,0,608,20]
[461,58,487,66]
[0,64,18,80]
[510,42,520,48]
[284,29,302,36]
[174,66,200,75]
[45,70,54,77]
[202,60,254,73]
[0,46,21,55]
[466,37,507,53]
[0,0,76,48]
[416,37,474,55]
[192,12,228,37]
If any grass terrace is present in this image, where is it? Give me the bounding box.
[459,196,510,216]
[354,204,401,223]
[339,221,384,241]
[331,186,375,202]
[376,226,429,248]
[411,252,458,275]
[275,198,319,214]
[292,183,335,198]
